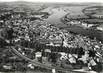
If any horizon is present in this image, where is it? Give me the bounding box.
[0,0,103,3]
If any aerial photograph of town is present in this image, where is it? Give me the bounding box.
[0,0,103,73]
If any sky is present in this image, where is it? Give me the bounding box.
[0,0,103,3]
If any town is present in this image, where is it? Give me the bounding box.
[0,2,103,73]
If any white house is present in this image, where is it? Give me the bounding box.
[97,27,103,31]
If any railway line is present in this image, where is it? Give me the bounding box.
[10,46,87,73]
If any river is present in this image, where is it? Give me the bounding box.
[42,6,103,42]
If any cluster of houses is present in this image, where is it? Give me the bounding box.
[0,6,103,73]
[10,16,103,72]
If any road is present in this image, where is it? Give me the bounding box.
[9,6,103,73]
[11,46,87,73]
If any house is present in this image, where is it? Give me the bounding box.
[81,23,88,28]
[97,27,103,31]
[35,52,42,58]
[87,24,94,28]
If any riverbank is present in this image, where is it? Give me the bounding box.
[42,6,103,42]
[61,15,103,42]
